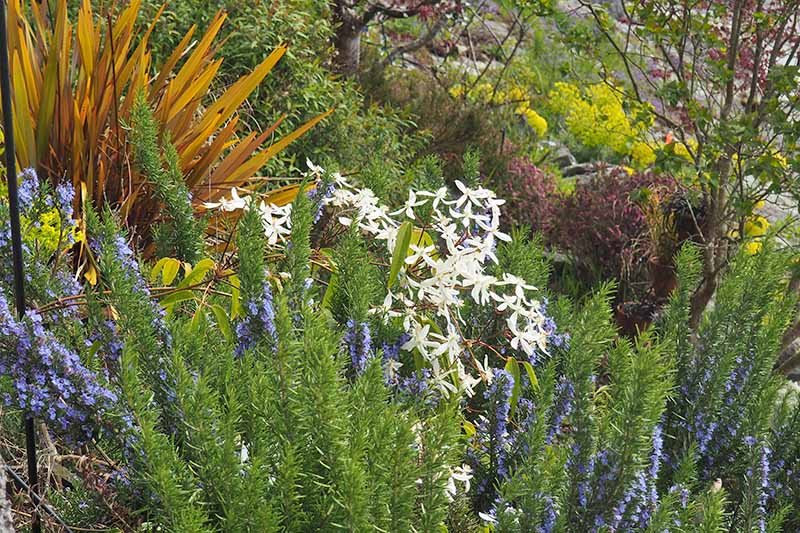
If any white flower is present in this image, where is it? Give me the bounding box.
[493,292,524,315]
[429,368,459,396]
[458,361,483,397]
[499,273,537,298]
[418,186,450,210]
[431,329,463,364]
[204,165,554,399]
[473,354,494,384]
[453,180,492,209]
[445,464,473,500]
[390,190,427,220]
[257,202,292,246]
[402,322,435,358]
[462,271,497,305]
[405,243,437,268]
[507,312,532,354]
[384,357,403,384]
[478,511,497,524]
[306,158,325,176]
[202,187,250,211]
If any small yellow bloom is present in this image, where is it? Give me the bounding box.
[630,141,656,168]
[522,108,547,137]
[744,240,763,255]
[670,138,698,162]
[449,85,465,99]
[744,215,769,237]
[771,150,788,169]
[507,86,526,102]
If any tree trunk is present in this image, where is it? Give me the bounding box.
[689,159,731,329]
[0,459,14,533]
[776,271,800,376]
[333,3,363,76]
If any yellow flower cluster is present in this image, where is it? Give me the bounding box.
[729,205,769,255]
[755,150,789,183]
[22,208,83,257]
[518,107,548,137]
[666,137,698,162]
[630,141,656,168]
[449,82,548,137]
[547,82,656,168]
[548,82,638,151]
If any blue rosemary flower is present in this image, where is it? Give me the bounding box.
[538,495,557,533]
[18,168,40,211]
[0,292,117,446]
[308,182,336,224]
[343,318,372,374]
[469,369,515,506]
[55,182,75,220]
[235,273,277,356]
[547,377,574,443]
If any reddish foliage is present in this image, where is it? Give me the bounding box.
[497,156,558,235]
[550,168,677,283]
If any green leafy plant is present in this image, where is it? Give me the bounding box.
[7,0,329,229]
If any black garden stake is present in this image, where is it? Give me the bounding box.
[0,1,78,529]
[0,1,40,531]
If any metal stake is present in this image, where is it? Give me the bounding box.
[0,1,41,532]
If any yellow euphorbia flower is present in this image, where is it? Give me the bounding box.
[744,215,769,237]
[744,240,763,255]
[547,82,648,157]
[670,138,698,162]
[449,85,465,98]
[507,86,527,102]
[631,141,656,168]
[22,208,83,257]
[522,108,548,137]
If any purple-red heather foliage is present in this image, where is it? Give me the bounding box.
[498,156,557,235]
[551,168,677,283]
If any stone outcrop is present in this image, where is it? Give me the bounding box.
[0,461,14,533]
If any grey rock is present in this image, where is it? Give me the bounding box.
[472,19,512,44]
[0,460,14,533]
[562,163,596,177]
[552,146,577,168]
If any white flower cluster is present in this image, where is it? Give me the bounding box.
[203,188,292,246]
[206,162,552,397]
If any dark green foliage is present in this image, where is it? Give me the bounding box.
[129,92,204,264]
[415,401,463,533]
[659,243,796,507]
[462,146,482,188]
[118,342,213,532]
[136,0,424,178]
[84,203,448,530]
[237,207,268,307]
[285,181,314,307]
[497,362,565,532]
[88,207,176,417]
[494,229,551,291]
[330,226,379,326]
[697,487,730,533]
